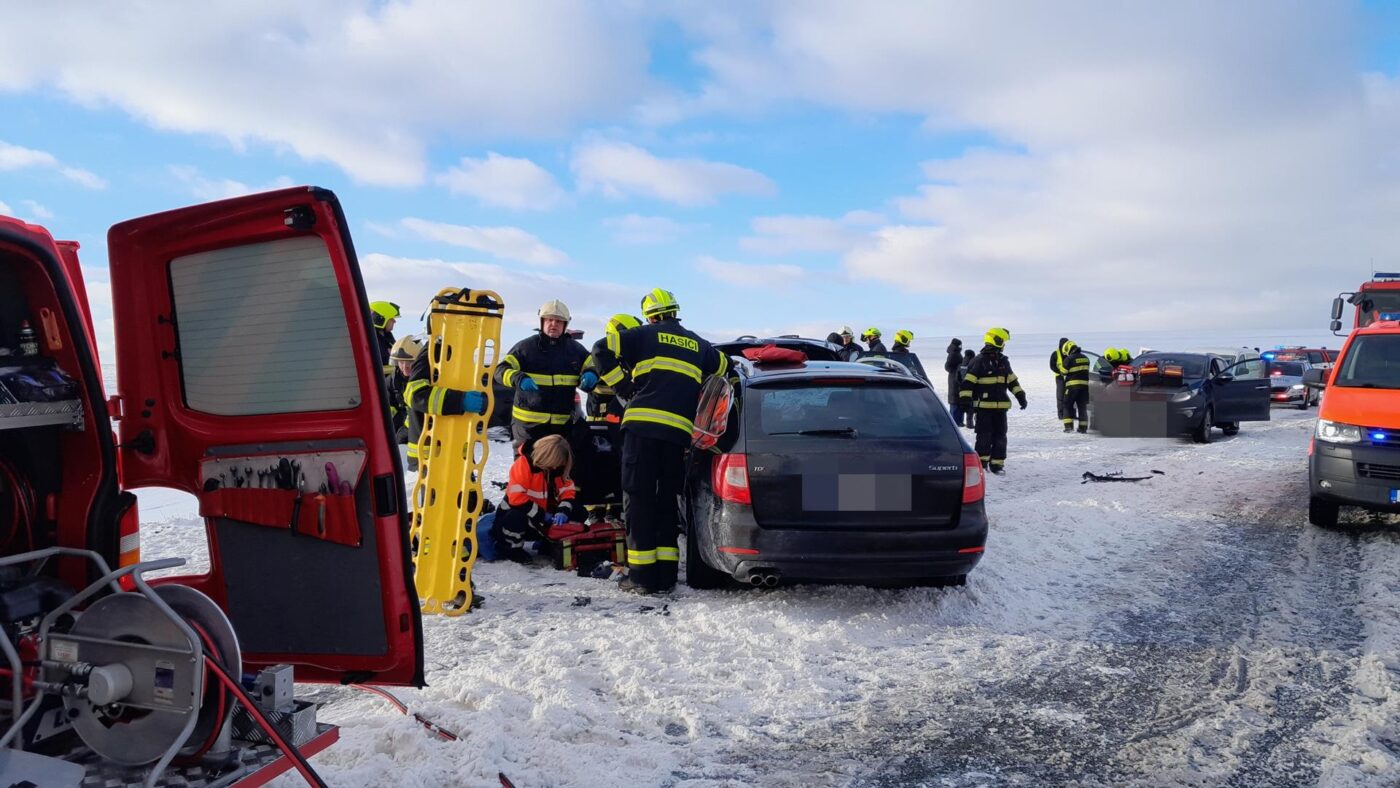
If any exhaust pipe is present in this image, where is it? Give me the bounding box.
[748,571,780,588]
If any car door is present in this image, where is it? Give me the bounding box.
[1212,356,1272,423]
[108,187,423,686]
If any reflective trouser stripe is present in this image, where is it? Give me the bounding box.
[407,443,421,458]
[656,547,679,562]
[628,549,657,565]
[976,401,1012,409]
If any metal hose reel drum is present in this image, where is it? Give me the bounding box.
[49,585,239,766]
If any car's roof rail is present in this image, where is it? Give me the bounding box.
[855,356,914,376]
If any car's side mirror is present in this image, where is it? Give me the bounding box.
[1303,368,1327,390]
[1329,319,1342,333]
[1215,372,1235,383]
[1330,297,1344,321]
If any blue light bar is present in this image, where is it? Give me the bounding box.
[1376,272,1400,279]
[1373,432,1389,441]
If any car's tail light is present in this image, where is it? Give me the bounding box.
[713,453,752,505]
[962,452,984,504]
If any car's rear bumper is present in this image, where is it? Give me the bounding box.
[1270,389,1305,404]
[698,500,988,583]
[1310,441,1400,513]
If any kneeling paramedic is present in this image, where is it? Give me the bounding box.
[495,300,595,450]
[403,318,489,472]
[600,288,732,594]
[494,435,577,563]
[960,327,1027,474]
[1058,339,1091,433]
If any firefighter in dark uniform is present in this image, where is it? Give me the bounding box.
[578,313,642,522]
[1058,339,1091,433]
[493,300,595,450]
[1049,336,1068,429]
[387,335,423,443]
[960,327,1027,475]
[370,301,401,378]
[403,322,488,473]
[861,327,887,354]
[597,289,731,594]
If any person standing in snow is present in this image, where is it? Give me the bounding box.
[370,301,401,377]
[861,327,887,354]
[958,349,977,428]
[959,328,1027,474]
[494,300,595,450]
[1057,339,1091,433]
[1049,336,1068,429]
[944,338,964,410]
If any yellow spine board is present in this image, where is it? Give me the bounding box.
[410,287,504,616]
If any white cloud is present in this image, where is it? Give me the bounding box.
[740,210,885,256]
[395,217,569,266]
[435,153,565,210]
[667,3,1400,330]
[0,140,105,189]
[694,255,804,289]
[358,252,632,336]
[572,141,776,206]
[169,165,295,202]
[0,2,651,186]
[19,200,52,220]
[603,214,698,245]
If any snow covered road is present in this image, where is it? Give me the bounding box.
[135,353,1399,787]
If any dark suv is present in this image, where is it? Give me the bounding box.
[682,355,987,589]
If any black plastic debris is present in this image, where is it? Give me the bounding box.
[1082,471,1155,484]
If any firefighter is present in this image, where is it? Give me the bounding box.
[403,319,488,473]
[836,326,861,361]
[944,338,964,411]
[370,301,401,377]
[1058,339,1091,433]
[387,335,423,443]
[603,288,731,594]
[959,349,977,428]
[892,329,914,353]
[959,327,1027,474]
[494,300,594,449]
[1049,337,1068,428]
[493,435,577,563]
[861,327,887,354]
[579,313,642,522]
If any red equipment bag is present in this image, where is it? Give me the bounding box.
[545,521,627,574]
[741,344,806,364]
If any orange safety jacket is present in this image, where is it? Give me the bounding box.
[504,446,577,521]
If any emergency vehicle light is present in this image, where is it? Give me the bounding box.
[1373,432,1389,441]
[1374,272,1400,280]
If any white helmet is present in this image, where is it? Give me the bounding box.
[538,299,571,323]
[839,325,854,338]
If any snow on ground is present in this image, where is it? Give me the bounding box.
[132,330,1400,787]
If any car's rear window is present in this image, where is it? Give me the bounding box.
[1334,335,1400,390]
[750,382,951,441]
[1271,361,1305,376]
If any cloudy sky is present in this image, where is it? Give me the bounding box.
[2,1,1398,351]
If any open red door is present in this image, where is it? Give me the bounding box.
[108,187,423,686]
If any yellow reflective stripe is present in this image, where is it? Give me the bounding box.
[525,373,580,387]
[1064,380,1088,387]
[634,357,702,383]
[963,374,981,384]
[628,549,657,565]
[656,547,679,562]
[501,354,520,370]
[404,379,428,399]
[510,406,569,425]
[601,366,625,386]
[976,401,1012,409]
[1010,385,1025,395]
[502,368,518,386]
[406,443,420,458]
[607,331,621,356]
[427,387,444,415]
[959,389,973,397]
[623,407,695,433]
[715,352,729,377]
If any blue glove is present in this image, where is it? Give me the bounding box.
[461,390,487,415]
[519,377,539,393]
[579,370,599,392]
[550,512,569,526]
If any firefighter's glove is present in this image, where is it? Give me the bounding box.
[1018,397,1028,410]
[519,377,540,393]
[550,512,569,526]
[579,370,600,392]
[462,390,488,415]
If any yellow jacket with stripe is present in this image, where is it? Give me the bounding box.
[493,332,590,428]
[959,345,1028,410]
[600,317,730,446]
[403,348,481,460]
